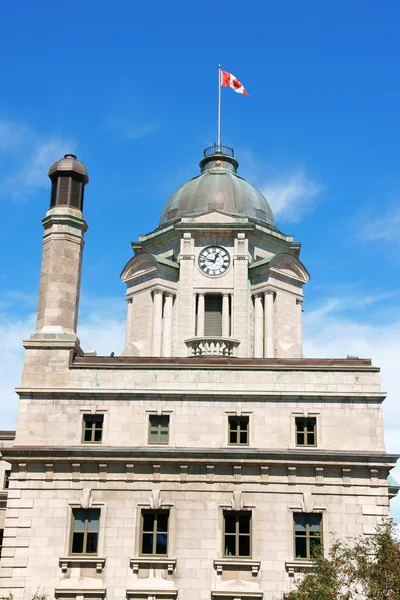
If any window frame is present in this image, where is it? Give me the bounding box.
[223,510,252,558]
[148,414,170,445]
[228,416,249,446]
[293,512,323,560]
[295,417,317,447]
[3,469,10,489]
[140,509,169,556]
[82,414,104,444]
[69,508,101,556]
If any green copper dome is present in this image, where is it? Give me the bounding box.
[159,148,276,227]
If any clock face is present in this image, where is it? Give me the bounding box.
[198,246,230,277]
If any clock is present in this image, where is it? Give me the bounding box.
[198,246,230,277]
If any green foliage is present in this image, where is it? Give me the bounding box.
[0,591,48,600]
[285,521,400,600]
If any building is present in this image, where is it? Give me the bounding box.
[0,431,15,562]
[0,146,397,600]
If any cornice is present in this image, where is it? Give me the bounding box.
[2,446,397,466]
[14,388,386,402]
[67,355,379,372]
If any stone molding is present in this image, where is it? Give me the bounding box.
[3,447,396,466]
[59,556,106,573]
[213,559,260,576]
[129,557,176,575]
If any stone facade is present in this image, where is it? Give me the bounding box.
[0,148,397,600]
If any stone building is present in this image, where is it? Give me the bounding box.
[0,146,397,600]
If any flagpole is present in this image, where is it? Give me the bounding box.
[217,64,221,147]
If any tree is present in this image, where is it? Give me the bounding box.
[285,521,400,600]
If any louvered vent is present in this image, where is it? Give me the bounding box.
[50,182,57,208]
[58,177,70,204]
[204,295,222,336]
[70,179,82,208]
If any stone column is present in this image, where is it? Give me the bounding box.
[152,290,163,357]
[192,292,197,336]
[162,293,173,357]
[254,294,263,358]
[222,294,230,337]
[264,290,275,358]
[125,297,133,348]
[296,298,303,353]
[197,293,205,336]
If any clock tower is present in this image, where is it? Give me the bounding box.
[121,145,309,359]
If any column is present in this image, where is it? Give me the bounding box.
[192,292,197,336]
[264,290,275,358]
[152,290,163,357]
[162,293,173,357]
[222,293,230,337]
[125,297,133,348]
[254,294,263,358]
[296,298,303,351]
[197,293,205,336]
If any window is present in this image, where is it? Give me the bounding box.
[141,510,169,556]
[82,414,104,443]
[70,508,100,555]
[149,415,169,444]
[204,294,222,336]
[223,511,251,558]
[294,513,322,559]
[3,470,10,489]
[295,417,317,447]
[228,416,249,446]
[0,529,3,558]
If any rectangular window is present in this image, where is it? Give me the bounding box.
[149,415,169,444]
[70,508,100,555]
[228,416,249,446]
[82,414,104,444]
[141,510,169,556]
[204,294,223,336]
[4,470,10,489]
[223,511,251,558]
[296,417,317,447]
[294,513,322,559]
[0,529,3,558]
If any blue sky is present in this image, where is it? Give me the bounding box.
[1,1,400,514]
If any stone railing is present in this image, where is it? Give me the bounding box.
[185,337,240,357]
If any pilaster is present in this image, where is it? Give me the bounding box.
[232,233,249,357]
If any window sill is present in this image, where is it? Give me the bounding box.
[59,556,106,573]
[285,560,316,575]
[127,590,177,599]
[130,557,177,574]
[214,558,260,576]
[211,592,263,599]
[55,588,106,599]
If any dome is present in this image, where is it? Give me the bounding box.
[159,147,275,227]
[48,154,89,184]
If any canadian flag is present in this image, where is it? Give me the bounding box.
[220,70,249,96]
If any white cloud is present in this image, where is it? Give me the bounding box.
[126,122,158,140]
[0,122,27,152]
[359,204,400,243]
[104,114,158,141]
[261,170,322,223]
[0,312,35,429]
[0,120,75,197]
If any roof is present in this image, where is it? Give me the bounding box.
[159,152,275,227]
